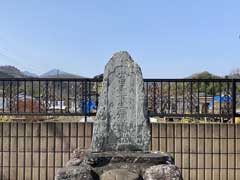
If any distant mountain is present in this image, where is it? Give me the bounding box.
[23,71,39,77]
[187,71,222,79]
[0,66,27,78]
[40,69,65,77]
[0,71,13,78]
[0,66,87,79]
[1,65,231,80]
[40,69,86,78]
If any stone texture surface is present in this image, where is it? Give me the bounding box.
[91,51,150,152]
[81,151,174,176]
[100,169,140,180]
[55,163,98,180]
[143,165,183,180]
[83,151,174,165]
[66,158,83,167]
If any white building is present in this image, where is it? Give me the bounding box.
[48,100,67,111]
[0,97,8,111]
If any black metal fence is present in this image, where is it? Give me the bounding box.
[145,79,240,122]
[0,78,239,122]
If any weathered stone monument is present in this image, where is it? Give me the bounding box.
[56,51,182,180]
[91,51,150,152]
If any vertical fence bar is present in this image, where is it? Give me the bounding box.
[204,123,206,180]
[190,81,193,115]
[74,80,77,113]
[53,81,56,114]
[168,81,171,114]
[23,123,26,179]
[205,82,207,121]
[67,80,70,113]
[68,123,71,159]
[150,123,153,151]
[226,124,229,180]
[38,123,41,180]
[31,80,34,113]
[88,81,92,114]
[53,123,56,178]
[173,123,176,161]
[83,81,87,148]
[31,123,33,180]
[17,81,19,113]
[60,81,63,114]
[81,82,84,115]
[146,82,149,116]
[76,122,79,150]
[45,81,49,113]
[219,82,222,120]
[9,81,12,112]
[227,82,230,117]
[8,123,11,179]
[212,82,215,115]
[2,80,4,113]
[16,123,18,180]
[211,124,213,180]
[183,82,185,115]
[39,80,41,113]
[160,81,163,114]
[219,123,221,180]
[234,124,236,180]
[197,81,200,115]
[46,123,48,180]
[188,124,190,179]
[165,124,168,152]
[24,80,26,113]
[181,124,183,176]
[175,81,178,114]
[153,82,156,113]
[196,124,199,180]
[61,123,63,168]
[232,80,236,123]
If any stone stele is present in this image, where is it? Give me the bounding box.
[91,51,150,152]
[55,51,182,180]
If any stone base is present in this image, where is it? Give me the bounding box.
[56,150,182,180]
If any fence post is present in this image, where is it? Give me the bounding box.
[232,79,236,123]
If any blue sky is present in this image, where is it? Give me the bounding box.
[0,0,239,78]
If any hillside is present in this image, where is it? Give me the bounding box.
[0,66,87,79]
[0,65,236,79]
[187,71,222,79]
[40,69,86,78]
[0,66,27,78]
[23,71,39,77]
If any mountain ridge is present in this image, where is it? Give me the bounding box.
[0,65,239,79]
[0,65,87,78]
[40,69,86,78]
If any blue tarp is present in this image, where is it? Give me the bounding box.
[80,100,97,113]
[208,95,232,108]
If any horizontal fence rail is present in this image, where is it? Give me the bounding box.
[0,78,239,122]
